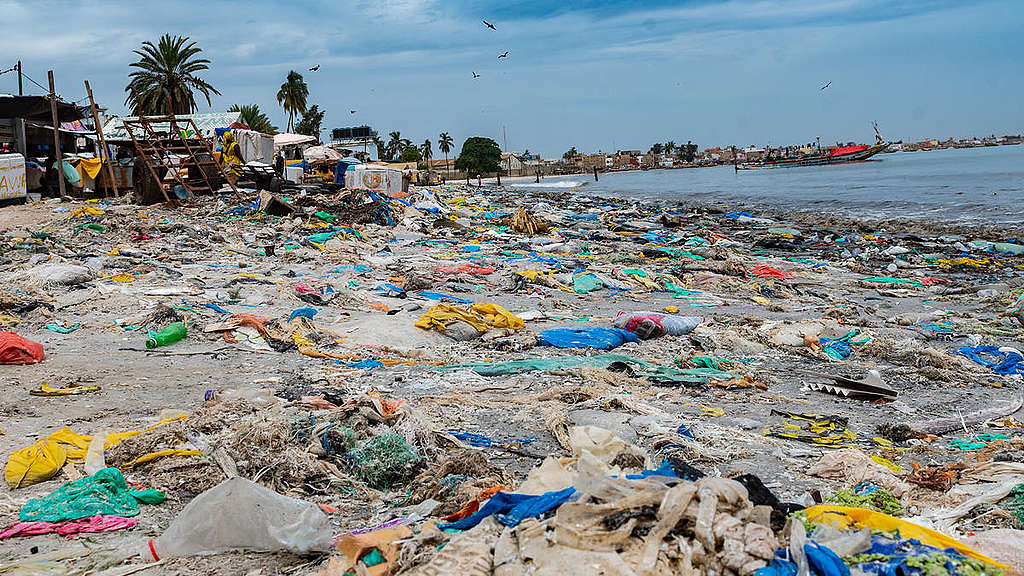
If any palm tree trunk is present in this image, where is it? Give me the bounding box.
[445,152,449,177]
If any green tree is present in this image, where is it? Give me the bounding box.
[650,143,663,155]
[125,34,220,115]
[438,132,454,177]
[421,139,432,165]
[664,141,677,155]
[455,137,502,181]
[562,147,578,160]
[373,134,389,161]
[386,131,403,160]
[398,147,422,162]
[676,140,697,162]
[294,104,325,140]
[276,71,308,132]
[228,104,277,134]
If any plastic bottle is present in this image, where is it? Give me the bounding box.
[146,322,187,349]
[140,477,332,560]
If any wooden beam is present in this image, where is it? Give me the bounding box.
[47,70,67,199]
[85,80,119,198]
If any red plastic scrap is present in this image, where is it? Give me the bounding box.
[750,264,795,280]
[0,332,45,365]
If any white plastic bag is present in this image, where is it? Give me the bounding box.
[143,477,332,559]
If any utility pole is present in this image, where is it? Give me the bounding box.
[48,70,66,199]
[16,61,22,95]
[85,80,119,198]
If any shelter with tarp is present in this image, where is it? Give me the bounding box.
[0,95,88,158]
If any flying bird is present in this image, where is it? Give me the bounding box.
[350,110,356,114]
[820,81,831,90]
[309,65,320,72]
[483,20,496,30]
[498,51,509,59]
[472,71,480,78]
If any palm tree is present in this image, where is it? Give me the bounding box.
[228,104,277,134]
[650,143,664,155]
[386,131,403,160]
[421,139,432,165]
[124,34,220,115]
[276,71,308,132]
[438,132,453,177]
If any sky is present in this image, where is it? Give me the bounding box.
[1,0,1021,158]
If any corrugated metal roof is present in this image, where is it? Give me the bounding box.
[102,111,241,141]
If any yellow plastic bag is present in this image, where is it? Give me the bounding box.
[803,505,1009,569]
[5,439,67,488]
[415,303,524,333]
[471,303,524,330]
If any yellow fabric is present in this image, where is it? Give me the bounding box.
[221,131,243,176]
[128,449,203,468]
[803,505,1009,569]
[77,158,104,179]
[72,206,104,217]
[415,303,524,333]
[5,439,67,488]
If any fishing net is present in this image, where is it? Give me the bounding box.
[20,467,164,522]
[350,433,421,490]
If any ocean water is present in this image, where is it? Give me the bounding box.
[513,145,1024,224]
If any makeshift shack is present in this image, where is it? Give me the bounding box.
[345,164,402,196]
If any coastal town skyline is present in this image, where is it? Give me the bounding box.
[1,0,1021,158]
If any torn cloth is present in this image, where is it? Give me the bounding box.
[0,515,136,539]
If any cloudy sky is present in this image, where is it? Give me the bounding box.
[1,0,1021,157]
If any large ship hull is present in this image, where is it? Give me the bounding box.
[737,142,888,170]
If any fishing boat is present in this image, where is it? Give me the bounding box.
[737,125,889,170]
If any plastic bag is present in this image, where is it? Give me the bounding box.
[537,327,638,350]
[0,331,45,365]
[5,439,66,488]
[613,311,702,340]
[143,477,332,559]
[803,505,1008,569]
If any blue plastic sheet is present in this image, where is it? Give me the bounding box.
[725,211,754,219]
[438,487,576,531]
[347,359,384,370]
[538,327,639,350]
[955,345,1024,374]
[289,307,319,321]
[417,291,474,303]
[850,535,988,575]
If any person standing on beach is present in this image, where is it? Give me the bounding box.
[220,132,244,186]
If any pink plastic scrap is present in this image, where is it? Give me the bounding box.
[0,515,137,539]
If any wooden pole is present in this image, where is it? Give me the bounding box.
[85,80,119,198]
[48,70,67,199]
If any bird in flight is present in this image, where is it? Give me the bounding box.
[349,110,356,114]
[498,51,509,59]
[820,81,831,90]
[309,65,320,72]
[472,71,480,78]
[483,20,496,30]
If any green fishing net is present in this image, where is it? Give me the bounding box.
[1010,483,1024,528]
[351,433,421,490]
[20,467,164,522]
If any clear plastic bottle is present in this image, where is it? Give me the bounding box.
[204,388,278,406]
[141,477,332,560]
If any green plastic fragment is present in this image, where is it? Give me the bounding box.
[20,468,165,522]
